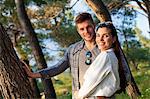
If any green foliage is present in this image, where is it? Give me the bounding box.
[26,0,69,28]
[124,47,150,70]
[49,25,81,47]
[131,66,150,99]
[102,0,120,6]
[123,28,136,38]
[116,92,130,99]
[0,0,16,25]
[48,10,81,47]
[134,27,150,48]
[122,29,150,70]
[14,34,32,59]
[111,5,148,70]
[111,4,137,49]
[120,27,150,70]
[25,0,47,6]
[0,0,15,11]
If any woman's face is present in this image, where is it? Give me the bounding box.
[96,27,116,51]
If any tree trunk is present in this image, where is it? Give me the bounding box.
[131,60,139,71]
[122,7,129,51]
[143,0,150,30]
[14,39,41,98]
[84,0,141,98]
[84,0,112,22]
[0,23,34,98]
[23,60,41,98]
[14,0,56,98]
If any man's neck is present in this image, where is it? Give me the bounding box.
[85,40,96,51]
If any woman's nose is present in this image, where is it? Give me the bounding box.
[99,36,103,41]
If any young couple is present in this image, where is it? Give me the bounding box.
[22,12,139,99]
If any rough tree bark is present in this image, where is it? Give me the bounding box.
[23,60,41,98]
[14,0,56,98]
[84,0,111,22]
[84,0,141,98]
[143,0,150,30]
[12,32,41,98]
[0,23,34,98]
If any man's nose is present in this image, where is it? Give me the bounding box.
[84,28,88,33]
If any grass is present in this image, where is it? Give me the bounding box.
[132,66,150,99]
[52,64,150,99]
[53,72,72,99]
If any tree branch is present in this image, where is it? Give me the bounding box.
[133,0,147,13]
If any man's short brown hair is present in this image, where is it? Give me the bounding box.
[75,12,94,25]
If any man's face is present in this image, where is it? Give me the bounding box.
[76,20,95,42]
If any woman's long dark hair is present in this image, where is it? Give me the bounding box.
[95,22,127,93]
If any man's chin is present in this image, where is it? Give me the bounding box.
[84,38,94,42]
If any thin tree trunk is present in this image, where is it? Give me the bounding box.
[0,23,34,98]
[14,40,41,98]
[84,0,112,22]
[122,7,129,51]
[135,0,150,30]
[143,0,150,30]
[14,0,56,98]
[131,60,139,71]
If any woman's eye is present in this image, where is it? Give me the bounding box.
[96,33,100,37]
[104,34,109,37]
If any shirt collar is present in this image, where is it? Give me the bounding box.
[73,40,85,55]
[73,40,98,55]
[101,48,114,53]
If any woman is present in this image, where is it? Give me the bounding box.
[78,22,120,99]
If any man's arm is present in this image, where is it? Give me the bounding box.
[38,57,70,78]
[22,49,70,79]
[22,60,42,78]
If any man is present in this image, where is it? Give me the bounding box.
[23,12,100,99]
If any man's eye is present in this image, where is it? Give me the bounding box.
[80,28,84,31]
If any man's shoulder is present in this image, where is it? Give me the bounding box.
[69,40,84,49]
[68,40,84,54]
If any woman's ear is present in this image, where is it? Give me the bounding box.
[113,36,116,43]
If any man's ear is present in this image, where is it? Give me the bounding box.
[76,25,79,32]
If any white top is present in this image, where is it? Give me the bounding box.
[78,48,120,98]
